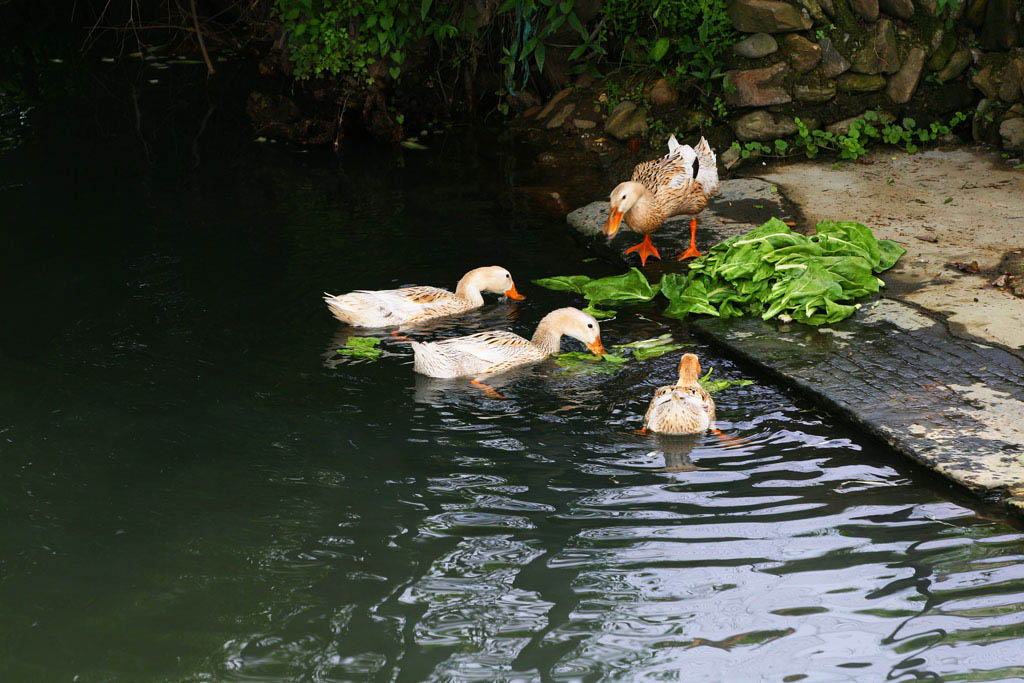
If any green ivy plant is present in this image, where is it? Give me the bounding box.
[604,0,734,80]
[731,110,969,162]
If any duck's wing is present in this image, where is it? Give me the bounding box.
[631,136,698,197]
[701,386,717,424]
[643,384,676,427]
[633,136,719,215]
[324,286,459,326]
[363,285,459,319]
[433,330,540,372]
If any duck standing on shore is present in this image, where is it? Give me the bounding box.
[603,136,719,266]
[323,266,524,327]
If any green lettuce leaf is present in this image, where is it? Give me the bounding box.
[582,303,617,319]
[337,337,383,359]
[554,351,630,375]
[581,267,659,305]
[877,239,906,271]
[698,367,754,394]
[532,274,593,293]
[632,343,688,361]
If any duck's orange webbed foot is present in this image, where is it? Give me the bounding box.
[390,330,414,342]
[675,218,702,260]
[636,427,649,435]
[624,235,661,266]
[471,379,506,400]
[711,428,743,445]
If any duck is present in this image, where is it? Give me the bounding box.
[323,266,524,327]
[643,353,716,435]
[411,307,605,379]
[603,136,719,266]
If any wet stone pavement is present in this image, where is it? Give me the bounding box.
[568,179,1024,516]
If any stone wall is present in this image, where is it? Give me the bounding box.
[725,0,1024,151]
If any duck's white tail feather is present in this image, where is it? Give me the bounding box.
[323,291,398,326]
[412,341,458,378]
[694,136,719,197]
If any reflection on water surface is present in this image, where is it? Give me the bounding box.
[1,65,1023,682]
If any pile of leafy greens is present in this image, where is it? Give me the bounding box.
[535,218,905,325]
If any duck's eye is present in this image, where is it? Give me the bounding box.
[506,273,510,279]
[621,194,627,200]
[587,323,594,329]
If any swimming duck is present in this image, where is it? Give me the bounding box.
[323,266,524,327]
[643,353,716,435]
[411,307,604,378]
[603,136,719,266]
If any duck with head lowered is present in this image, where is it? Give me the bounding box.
[603,136,719,266]
[410,307,605,379]
[323,266,524,327]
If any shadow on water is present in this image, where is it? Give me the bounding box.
[2,54,1024,682]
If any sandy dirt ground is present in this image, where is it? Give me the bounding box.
[760,147,1024,350]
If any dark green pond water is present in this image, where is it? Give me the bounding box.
[3,59,1024,682]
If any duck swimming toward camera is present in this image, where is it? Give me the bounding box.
[643,353,716,435]
[323,266,524,327]
[604,136,719,266]
[411,307,604,378]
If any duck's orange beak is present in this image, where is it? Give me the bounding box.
[603,209,623,240]
[504,283,525,300]
[588,337,606,356]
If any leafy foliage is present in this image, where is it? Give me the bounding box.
[498,0,598,96]
[732,111,969,162]
[554,350,630,374]
[699,367,754,394]
[337,336,383,358]
[612,334,687,361]
[554,334,686,375]
[274,0,460,79]
[602,0,735,80]
[665,218,905,325]
[534,219,905,326]
[534,267,661,318]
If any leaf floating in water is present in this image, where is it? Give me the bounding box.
[632,343,687,362]
[698,367,754,394]
[254,136,268,143]
[612,334,688,361]
[400,139,428,150]
[101,57,115,63]
[337,337,383,359]
[554,351,629,375]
